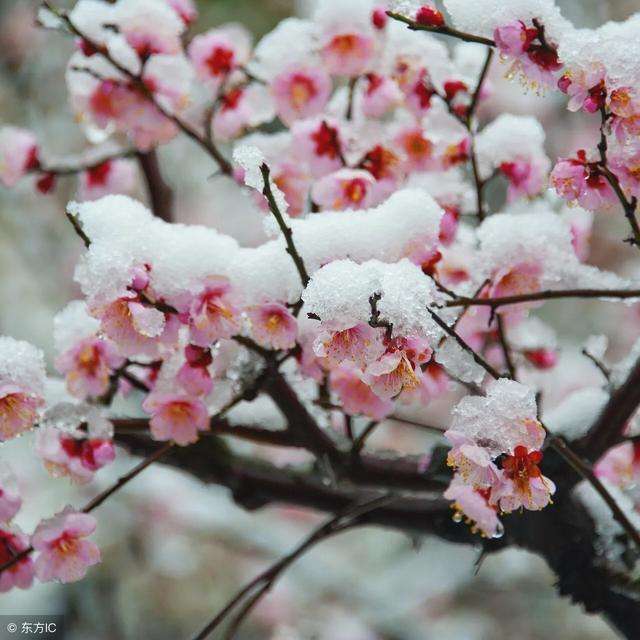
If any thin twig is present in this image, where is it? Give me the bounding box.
[386,11,496,47]
[191,495,396,640]
[427,308,502,381]
[495,314,516,380]
[351,420,379,455]
[444,288,640,309]
[259,163,310,288]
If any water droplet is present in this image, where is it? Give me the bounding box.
[492,522,505,539]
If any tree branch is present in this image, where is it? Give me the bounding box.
[137,149,174,222]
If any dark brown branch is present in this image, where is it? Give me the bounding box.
[259,163,310,288]
[36,147,136,176]
[137,149,174,222]
[580,354,640,462]
[65,209,91,248]
[467,48,494,126]
[386,11,496,47]
[496,314,516,380]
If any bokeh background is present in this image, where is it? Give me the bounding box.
[1,1,639,638]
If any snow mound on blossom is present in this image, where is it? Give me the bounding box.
[227,396,287,431]
[293,189,443,271]
[560,15,640,90]
[574,479,640,562]
[313,0,376,32]
[0,336,46,396]
[450,378,540,456]
[71,195,239,307]
[475,114,549,180]
[405,169,475,213]
[53,301,100,354]
[477,210,631,290]
[443,0,570,41]
[302,259,444,341]
[543,387,609,440]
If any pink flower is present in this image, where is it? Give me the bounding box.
[35,425,116,485]
[314,324,385,369]
[365,350,421,400]
[0,126,39,187]
[291,118,344,178]
[271,67,332,125]
[0,466,21,523]
[188,26,252,90]
[32,508,100,583]
[557,65,606,113]
[494,20,562,88]
[494,21,537,56]
[330,363,393,420]
[0,383,43,442]
[361,74,402,118]
[415,5,445,28]
[176,345,213,396]
[610,148,640,200]
[594,442,639,488]
[114,0,184,59]
[445,431,501,487]
[320,31,375,77]
[77,159,137,201]
[489,261,543,318]
[395,127,435,172]
[439,206,460,246]
[212,84,273,141]
[0,525,33,592]
[188,277,241,347]
[271,162,312,218]
[608,88,640,142]
[100,294,178,357]
[500,158,547,201]
[55,337,124,400]
[142,393,209,445]
[247,303,297,350]
[311,169,376,211]
[491,446,555,512]
[551,150,617,211]
[444,476,502,538]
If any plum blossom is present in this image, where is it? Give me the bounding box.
[609,147,640,201]
[212,84,275,141]
[365,349,421,400]
[319,29,375,77]
[0,525,34,592]
[246,303,297,351]
[494,20,563,88]
[360,74,402,118]
[0,384,43,442]
[292,118,344,178]
[35,413,115,485]
[491,446,556,512]
[271,67,332,125]
[444,476,502,538]
[551,150,617,211]
[142,393,209,445]
[557,64,607,113]
[595,442,639,488]
[329,363,393,420]
[0,126,39,187]
[188,277,241,347]
[32,508,100,583]
[188,26,252,91]
[77,159,137,201]
[314,324,385,370]
[395,127,435,172]
[176,345,213,396]
[499,159,547,201]
[167,0,198,26]
[311,169,377,211]
[0,465,21,523]
[55,337,124,400]
[99,293,178,357]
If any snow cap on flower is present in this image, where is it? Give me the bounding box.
[0,337,46,441]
